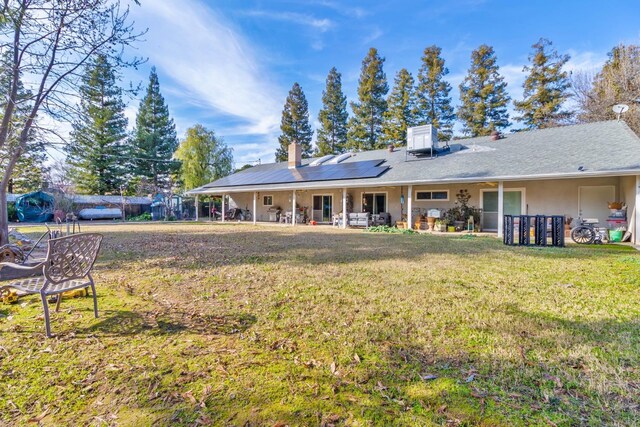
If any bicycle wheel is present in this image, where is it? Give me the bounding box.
[571,226,595,244]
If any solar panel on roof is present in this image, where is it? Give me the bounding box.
[203,159,389,188]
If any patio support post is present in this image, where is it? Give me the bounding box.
[253,192,257,225]
[635,175,640,245]
[195,195,199,221]
[497,181,504,238]
[407,185,413,229]
[342,188,347,229]
[292,190,296,226]
[222,194,226,223]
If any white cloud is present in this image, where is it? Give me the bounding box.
[311,40,325,51]
[361,27,383,46]
[312,1,368,19]
[232,142,279,165]
[123,105,138,131]
[242,10,334,32]
[564,50,607,75]
[499,63,527,101]
[130,1,283,137]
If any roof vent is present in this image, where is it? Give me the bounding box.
[309,154,335,166]
[327,152,354,164]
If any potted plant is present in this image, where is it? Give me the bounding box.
[396,215,407,229]
[564,216,573,237]
[447,189,482,231]
[426,215,436,231]
[435,219,446,232]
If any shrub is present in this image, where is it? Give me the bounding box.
[128,212,152,222]
[7,202,17,222]
[365,225,416,234]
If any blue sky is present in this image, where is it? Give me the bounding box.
[118,0,640,167]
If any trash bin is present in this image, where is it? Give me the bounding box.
[609,230,623,242]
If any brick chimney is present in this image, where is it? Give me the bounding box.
[288,142,301,169]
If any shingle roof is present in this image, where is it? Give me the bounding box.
[188,120,640,194]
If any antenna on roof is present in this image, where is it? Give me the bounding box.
[612,104,629,121]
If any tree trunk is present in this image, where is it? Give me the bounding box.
[0,147,22,245]
[0,186,9,245]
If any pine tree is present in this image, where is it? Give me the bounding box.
[67,54,128,194]
[174,124,233,190]
[347,48,388,151]
[573,44,640,136]
[131,67,179,191]
[514,38,572,129]
[381,68,417,146]
[9,151,47,193]
[457,45,511,136]
[316,67,348,155]
[0,52,48,193]
[275,82,313,161]
[415,45,455,141]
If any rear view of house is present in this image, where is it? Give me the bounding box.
[188,121,640,244]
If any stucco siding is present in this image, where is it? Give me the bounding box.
[620,175,637,242]
[224,176,630,230]
[508,177,619,218]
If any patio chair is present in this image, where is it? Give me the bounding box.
[0,233,103,337]
[280,211,292,224]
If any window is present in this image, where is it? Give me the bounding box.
[415,190,449,201]
[263,195,273,206]
[362,193,387,214]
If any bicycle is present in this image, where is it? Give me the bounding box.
[570,218,605,244]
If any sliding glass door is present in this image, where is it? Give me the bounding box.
[362,193,387,214]
[312,195,333,222]
[481,190,523,231]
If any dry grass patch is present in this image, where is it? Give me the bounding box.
[0,222,639,426]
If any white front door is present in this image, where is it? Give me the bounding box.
[579,186,615,225]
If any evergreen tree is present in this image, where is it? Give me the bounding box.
[175,124,233,190]
[67,54,128,194]
[514,38,572,129]
[275,82,313,161]
[573,44,640,136]
[316,67,348,155]
[381,68,417,146]
[0,52,48,193]
[131,67,179,191]
[457,45,511,136]
[10,149,48,193]
[347,48,388,151]
[415,45,455,141]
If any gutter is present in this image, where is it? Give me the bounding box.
[185,169,640,195]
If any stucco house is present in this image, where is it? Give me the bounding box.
[187,120,640,244]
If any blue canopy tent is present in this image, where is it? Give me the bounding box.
[15,191,54,223]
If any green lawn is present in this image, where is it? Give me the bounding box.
[1,223,639,426]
